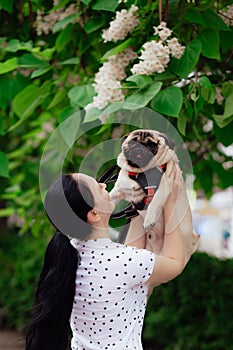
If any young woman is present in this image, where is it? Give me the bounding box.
[26,168,185,350]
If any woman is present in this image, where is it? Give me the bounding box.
[26,169,185,350]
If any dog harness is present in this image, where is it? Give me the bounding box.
[127,164,166,210]
[98,164,166,243]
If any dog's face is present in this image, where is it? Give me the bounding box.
[120,129,174,169]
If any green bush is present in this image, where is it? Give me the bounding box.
[0,229,49,330]
[143,253,233,350]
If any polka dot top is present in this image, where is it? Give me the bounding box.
[70,238,155,350]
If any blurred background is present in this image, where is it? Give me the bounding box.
[0,0,233,349]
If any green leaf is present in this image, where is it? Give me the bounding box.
[59,111,81,147]
[37,48,55,61]
[30,66,52,78]
[125,82,162,107]
[68,84,95,108]
[220,30,233,51]
[126,75,153,90]
[6,39,33,53]
[53,13,79,33]
[10,82,51,130]
[151,86,183,117]
[201,86,216,104]
[184,8,229,30]
[222,82,233,97]
[84,16,106,33]
[55,24,74,52]
[201,9,229,31]
[60,57,80,65]
[0,73,28,109]
[170,39,202,79]
[84,102,123,123]
[0,57,18,75]
[213,89,233,127]
[81,0,92,4]
[0,151,9,178]
[47,89,67,109]
[0,0,14,13]
[199,76,212,89]
[213,122,233,147]
[212,114,233,128]
[197,29,220,59]
[18,53,45,68]
[92,0,118,12]
[101,38,136,61]
[177,110,187,136]
[0,208,15,217]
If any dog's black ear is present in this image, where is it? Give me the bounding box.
[120,134,129,146]
[160,133,175,149]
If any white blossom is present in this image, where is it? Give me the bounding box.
[85,48,137,111]
[102,5,139,42]
[167,37,185,59]
[131,22,185,75]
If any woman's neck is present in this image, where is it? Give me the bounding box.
[87,226,110,240]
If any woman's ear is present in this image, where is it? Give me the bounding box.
[87,209,101,224]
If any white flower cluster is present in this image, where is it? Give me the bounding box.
[131,22,185,75]
[36,0,80,36]
[85,48,137,111]
[102,5,139,43]
[219,5,233,26]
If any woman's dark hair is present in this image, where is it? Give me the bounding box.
[26,174,95,350]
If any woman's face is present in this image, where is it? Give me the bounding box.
[72,173,115,216]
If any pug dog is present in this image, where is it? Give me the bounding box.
[110,129,199,264]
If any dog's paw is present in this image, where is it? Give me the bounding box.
[143,217,156,232]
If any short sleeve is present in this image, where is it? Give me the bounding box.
[120,246,155,287]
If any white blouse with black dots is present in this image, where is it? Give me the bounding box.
[70,238,155,350]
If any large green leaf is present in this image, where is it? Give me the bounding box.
[92,0,118,12]
[0,58,18,75]
[151,86,183,117]
[68,84,95,108]
[125,82,163,107]
[10,82,51,131]
[0,151,9,178]
[184,8,229,31]
[170,39,201,79]
[197,29,220,59]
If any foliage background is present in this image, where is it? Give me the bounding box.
[0,0,232,349]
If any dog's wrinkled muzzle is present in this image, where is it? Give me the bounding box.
[124,141,155,168]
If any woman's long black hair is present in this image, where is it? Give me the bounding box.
[26,174,95,350]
